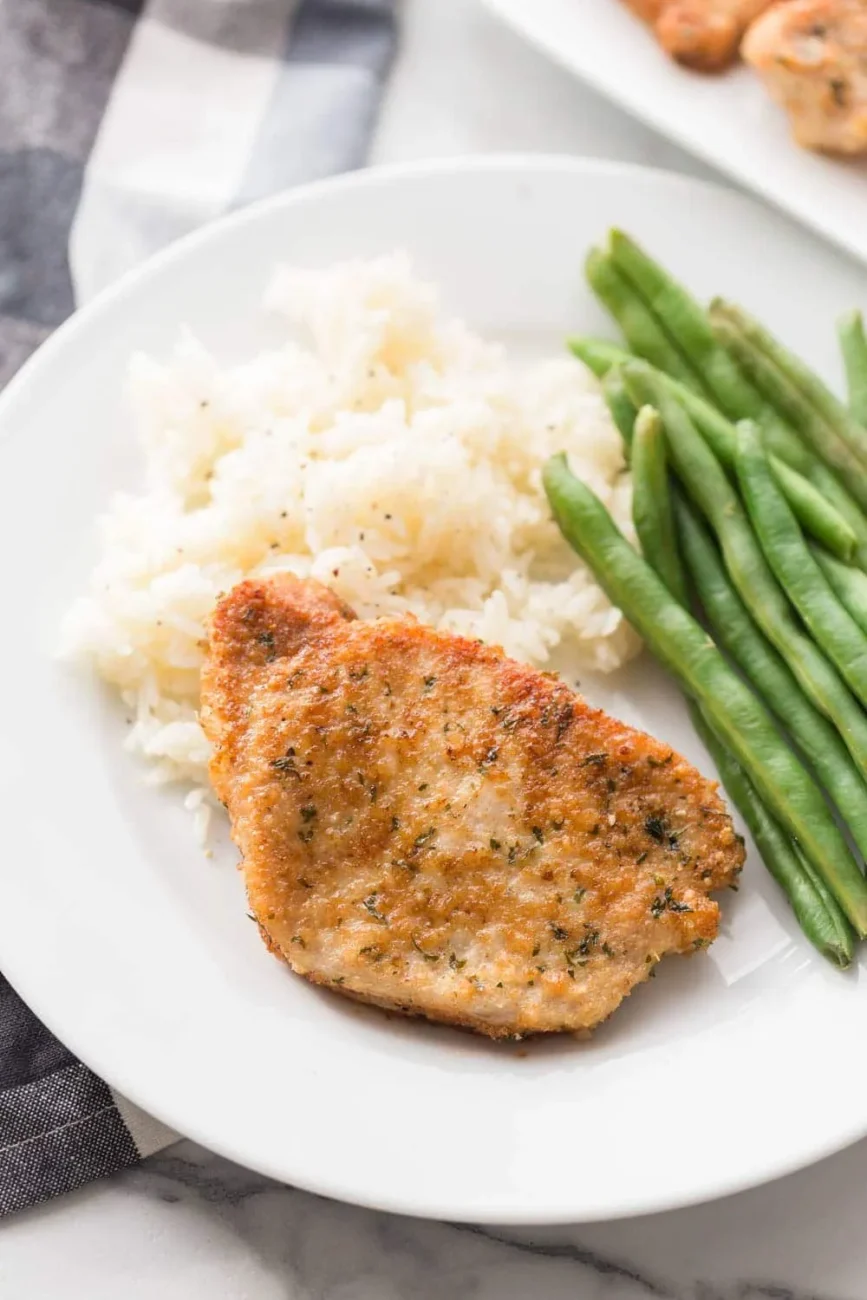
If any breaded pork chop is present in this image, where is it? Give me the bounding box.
[201,575,743,1039]
[743,0,867,153]
[623,0,774,69]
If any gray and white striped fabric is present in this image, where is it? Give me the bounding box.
[0,0,397,1214]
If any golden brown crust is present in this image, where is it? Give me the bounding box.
[624,0,774,69]
[202,577,744,1039]
[622,0,667,22]
[201,574,355,807]
[743,0,867,154]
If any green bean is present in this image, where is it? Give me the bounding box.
[735,421,867,709]
[717,299,867,467]
[694,338,867,561]
[597,231,867,553]
[811,546,867,639]
[658,376,746,467]
[806,466,867,569]
[604,230,867,542]
[629,403,857,959]
[567,336,631,379]
[606,230,795,441]
[689,708,855,968]
[646,370,856,560]
[697,336,867,561]
[838,310,867,427]
[623,363,867,788]
[543,453,867,934]
[769,458,857,562]
[585,249,696,384]
[575,338,852,556]
[602,369,638,448]
[711,303,867,508]
[651,365,786,471]
[676,496,867,865]
[607,231,721,388]
[582,336,856,559]
[745,414,812,476]
[623,360,857,561]
[582,236,867,554]
[630,414,859,962]
[795,847,852,961]
[631,406,683,600]
[578,233,867,558]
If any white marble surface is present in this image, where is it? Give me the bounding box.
[4,1135,867,1298]
[7,0,867,1293]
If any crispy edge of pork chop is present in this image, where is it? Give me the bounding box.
[201,575,744,1039]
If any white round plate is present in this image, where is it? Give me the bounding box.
[1,157,866,1225]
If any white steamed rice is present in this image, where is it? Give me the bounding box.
[62,253,639,834]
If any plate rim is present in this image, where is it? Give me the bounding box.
[0,151,791,433]
[3,154,867,1224]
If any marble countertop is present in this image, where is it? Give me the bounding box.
[7,1,866,1294]
[4,1136,866,1298]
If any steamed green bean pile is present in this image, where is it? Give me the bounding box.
[546,230,867,966]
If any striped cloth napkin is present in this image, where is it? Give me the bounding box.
[0,0,397,1215]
